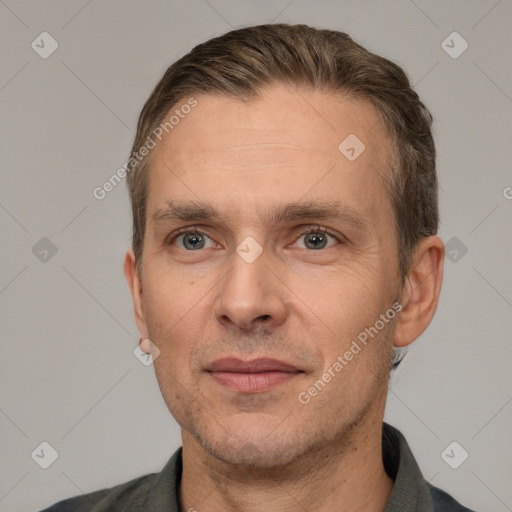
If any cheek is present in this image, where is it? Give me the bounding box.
[141,273,200,370]
[142,263,202,326]
[325,260,387,310]
[298,262,393,355]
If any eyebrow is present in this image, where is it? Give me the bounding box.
[152,199,369,231]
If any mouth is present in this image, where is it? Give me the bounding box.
[205,357,304,393]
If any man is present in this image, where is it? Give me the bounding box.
[42,23,475,512]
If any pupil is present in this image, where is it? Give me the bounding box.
[306,233,326,249]
[185,233,203,250]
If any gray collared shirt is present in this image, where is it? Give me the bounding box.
[40,422,476,511]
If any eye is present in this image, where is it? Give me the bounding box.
[294,227,341,250]
[166,226,342,251]
[166,228,216,251]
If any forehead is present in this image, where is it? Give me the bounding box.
[163,85,389,163]
[146,83,394,227]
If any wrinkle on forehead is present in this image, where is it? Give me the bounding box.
[159,84,390,161]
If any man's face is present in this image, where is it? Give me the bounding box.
[129,84,403,467]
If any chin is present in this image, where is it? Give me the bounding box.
[194,423,313,468]
[209,440,298,468]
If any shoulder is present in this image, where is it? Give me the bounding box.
[382,423,477,512]
[38,472,157,512]
[427,482,477,512]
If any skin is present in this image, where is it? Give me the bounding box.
[124,83,444,512]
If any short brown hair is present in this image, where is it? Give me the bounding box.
[126,23,437,283]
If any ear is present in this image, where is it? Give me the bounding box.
[124,249,150,343]
[393,235,444,348]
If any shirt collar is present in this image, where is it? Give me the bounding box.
[143,422,434,512]
[382,422,435,511]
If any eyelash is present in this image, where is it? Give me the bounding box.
[166,225,342,247]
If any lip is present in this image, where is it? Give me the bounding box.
[206,357,301,373]
[206,357,303,393]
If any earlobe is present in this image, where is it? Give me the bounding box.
[393,236,444,348]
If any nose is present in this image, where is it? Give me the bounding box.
[213,245,288,332]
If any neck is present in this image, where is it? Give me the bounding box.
[178,395,393,512]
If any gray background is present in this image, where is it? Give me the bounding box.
[1,1,511,511]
